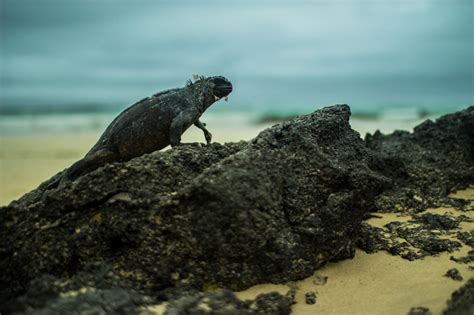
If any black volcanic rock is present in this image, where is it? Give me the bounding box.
[444,278,474,315]
[445,268,463,281]
[0,105,390,311]
[304,291,316,305]
[408,307,432,315]
[358,106,474,263]
[164,290,293,315]
[366,106,474,213]
[6,273,293,315]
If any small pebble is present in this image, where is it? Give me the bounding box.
[312,275,328,285]
[305,291,316,305]
[445,268,463,281]
[408,306,432,315]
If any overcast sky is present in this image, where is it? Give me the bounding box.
[1,0,473,112]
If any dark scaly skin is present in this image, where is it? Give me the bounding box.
[47,75,232,189]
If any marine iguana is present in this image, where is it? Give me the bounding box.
[47,75,232,189]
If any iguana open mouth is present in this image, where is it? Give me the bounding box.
[210,76,232,101]
[214,95,229,102]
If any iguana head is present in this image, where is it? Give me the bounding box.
[190,75,233,109]
[208,76,233,101]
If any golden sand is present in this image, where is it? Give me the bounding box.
[0,133,97,204]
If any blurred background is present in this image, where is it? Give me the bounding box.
[0,0,473,203]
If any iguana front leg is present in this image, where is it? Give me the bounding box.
[169,110,200,147]
[194,120,212,145]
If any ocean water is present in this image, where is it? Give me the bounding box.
[0,110,261,136]
[0,102,453,137]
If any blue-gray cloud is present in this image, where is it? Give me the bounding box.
[1,0,473,111]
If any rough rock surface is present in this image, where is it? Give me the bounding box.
[408,306,432,315]
[366,106,474,213]
[304,291,316,305]
[443,278,474,315]
[164,290,293,315]
[9,276,292,315]
[451,250,474,264]
[444,268,463,281]
[0,105,390,312]
[358,211,467,261]
[358,107,474,261]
